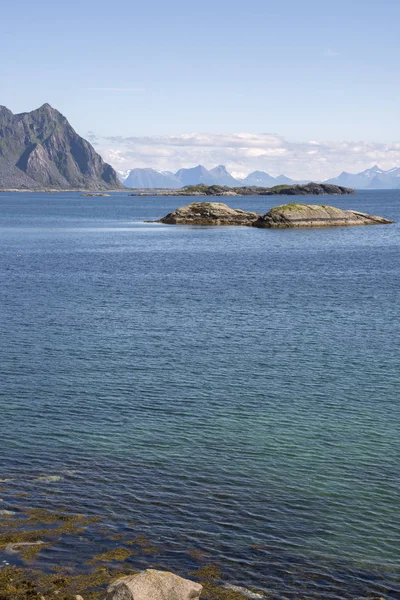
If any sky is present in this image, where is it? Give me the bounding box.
[1,0,400,178]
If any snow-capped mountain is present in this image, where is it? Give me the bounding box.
[325,165,400,189]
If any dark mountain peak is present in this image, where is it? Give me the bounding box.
[0,105,14,123]
[17,102,61,119]
[0,105,13,114]
[33,102,56,113]
[0,103,122,190]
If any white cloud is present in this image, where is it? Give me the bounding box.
[90,132,400,179]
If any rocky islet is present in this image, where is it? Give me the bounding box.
[155,201,394,228]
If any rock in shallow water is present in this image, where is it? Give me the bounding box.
[156,201,260,226]
[252,203,394,228]
[155,201,394,228]
[105,570,202,600]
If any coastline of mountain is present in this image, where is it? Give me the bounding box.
[0,104,122,190]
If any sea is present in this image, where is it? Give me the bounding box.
[0,190,399,599]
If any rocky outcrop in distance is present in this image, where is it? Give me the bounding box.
[155,201,394,228]
[105,570,202,600]
[132,182,355,196]
[264,182,355,195]
[0,103,123,190]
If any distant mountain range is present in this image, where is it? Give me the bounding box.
[325,165,400,189]
[119,165,300,189]
[119,163,400,189]
[0,104,122,190]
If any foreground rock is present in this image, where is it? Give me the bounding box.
[155,201,393,228]
[105,570,202,600]
[157,201,260,225]
[253,203,394,228]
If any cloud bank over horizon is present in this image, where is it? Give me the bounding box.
[88,132,400,179]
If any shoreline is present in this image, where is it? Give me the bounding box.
[0,498,253,600]
[0,492,397,600]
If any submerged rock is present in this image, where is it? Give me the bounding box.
[252,203,394,228]
[81,193,111,197]
[223,584,265,598]
[5,540,44,554]
[156,201,260,226]
[105,570,202,600]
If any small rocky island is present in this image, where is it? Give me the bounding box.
[155,201,393,228]
[157,202,260,226]
[81,193,111,197]
[132,182,355,197]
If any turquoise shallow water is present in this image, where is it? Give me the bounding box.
[0,191,399,598]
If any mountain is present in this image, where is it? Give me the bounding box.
[120,165,240,188]
[238,171,298,186]
[174,164,218,186]
[174,165,299,188]
[275,174,296,185]
[0,103,122,190]
[325,165,400,189]
[123,168,181,188]
[118,163,304,189]
[208,165,241,186]
[368,167,400,189]
[240,170,278,186]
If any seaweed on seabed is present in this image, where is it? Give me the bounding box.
[190,565,252,600]
[0,565,135,600]
[0,507,102,565]
[87,547,133,564]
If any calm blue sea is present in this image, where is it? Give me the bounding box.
[0,191,399,599]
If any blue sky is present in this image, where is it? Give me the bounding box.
[2,0,400,177]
